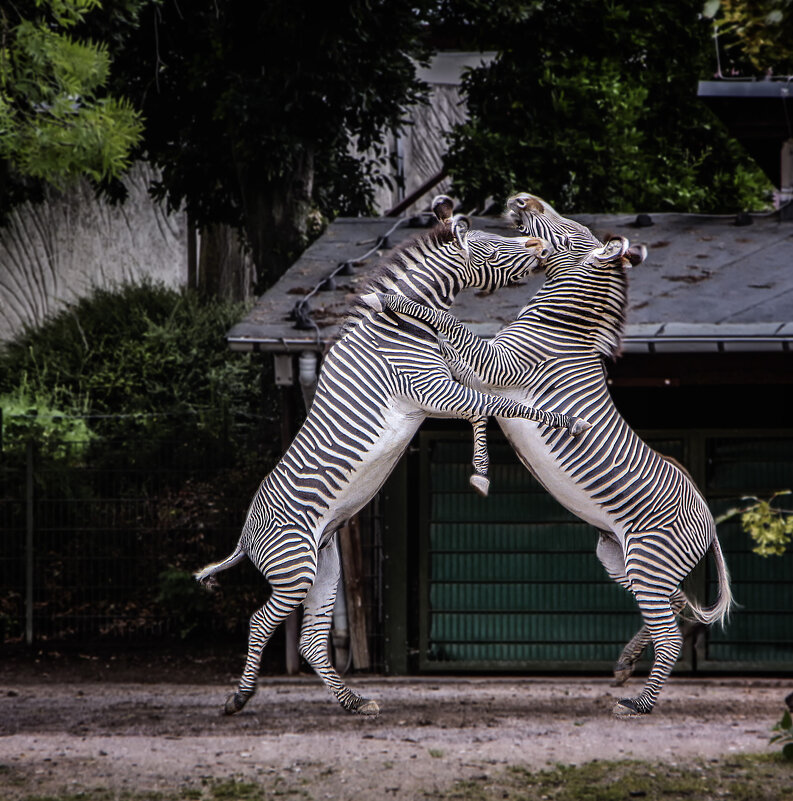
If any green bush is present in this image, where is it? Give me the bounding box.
[0,280,277,466]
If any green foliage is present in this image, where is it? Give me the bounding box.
[446,0,773,213]
[705,1,793,74]
[0,383,93,462]
[0,281,278,644]
[0,280,269,441]
[106,1,435,287]
[716,491,793,556]
[770,709,793,760]
[0,0,144,193]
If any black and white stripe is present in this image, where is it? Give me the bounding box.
[375,193,733,717]
[194,199,587,717]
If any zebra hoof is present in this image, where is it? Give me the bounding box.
[224,691,250,715]
[612,698,650,717]
[469,474,490,497]
[354,698,380,716]
[612,666,633,687]
[612,660,635,686]
[569,417,592,438]
[360,293,385,313]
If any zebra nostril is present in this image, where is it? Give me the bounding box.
[540,248,550,260]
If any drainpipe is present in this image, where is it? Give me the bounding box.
[298,351,318,409]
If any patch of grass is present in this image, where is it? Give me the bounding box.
[438,754,793,801]
[10,776,318,801]
[210,780,261,799]
[429,748,446,758]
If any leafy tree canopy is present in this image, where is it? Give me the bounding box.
[0,0,145,216]
[705,0,793,74]
[446,0,774,214]
[104,0,436,290]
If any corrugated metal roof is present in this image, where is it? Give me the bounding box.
[227,212,793,354]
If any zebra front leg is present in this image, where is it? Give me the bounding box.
[613,589,687,686]
[299,539,379,715]
[469,416,490,496]
[441,344,491,495]
[408,374,590,437]
[226,537,317,716]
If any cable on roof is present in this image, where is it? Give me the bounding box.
[289,215,410,339]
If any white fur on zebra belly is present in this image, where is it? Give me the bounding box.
[315,406,422,539]
[495,389,622,538]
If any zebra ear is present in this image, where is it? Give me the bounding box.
[432,195,455,224]
[626,244,647,267]
[590,236,630,266]
[451,214,470,250]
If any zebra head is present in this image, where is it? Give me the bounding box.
[506,193,600,258]
[454,217,553,293]
[430,194,552,291]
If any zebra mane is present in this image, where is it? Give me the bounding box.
[340,224,455,335]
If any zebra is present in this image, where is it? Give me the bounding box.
[363,194,733,716]
[194,196,590,718]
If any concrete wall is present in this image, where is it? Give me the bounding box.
[0,163,187,342]
[371,52,494,215]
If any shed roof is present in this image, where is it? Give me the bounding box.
[227,212,793,355]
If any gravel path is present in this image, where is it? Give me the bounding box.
[0,675,789,799]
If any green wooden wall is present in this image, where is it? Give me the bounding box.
[415,430,793,673]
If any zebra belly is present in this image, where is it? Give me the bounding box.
[495,386,622,537]
[313,406,422,540]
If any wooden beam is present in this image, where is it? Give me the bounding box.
[338,516,370,671]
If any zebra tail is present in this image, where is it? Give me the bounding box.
[685,536,733,628]
[194,543,247,587]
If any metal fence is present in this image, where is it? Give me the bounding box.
[0,414,385,671]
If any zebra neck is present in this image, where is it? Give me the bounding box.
[520,269,628,359]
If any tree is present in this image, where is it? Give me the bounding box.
[0,0,144,219]
[106,1,435,292]
[445,0,772,214]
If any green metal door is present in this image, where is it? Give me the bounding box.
[702,435,793,670]
[418,429,793,673]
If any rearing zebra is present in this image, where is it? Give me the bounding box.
[194,197,589,717]
[366,193,733,716]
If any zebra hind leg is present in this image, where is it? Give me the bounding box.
[226,542,316,716]
[469,416,490,496]
[614,582,682,717]
[299,541,379,715]
[613,589,686,686]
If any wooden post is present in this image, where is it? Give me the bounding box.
[382,456,408,674]
[280,384,301,675]
[25,439,34,646]
[187,216,197,289]
[338,516,370,670]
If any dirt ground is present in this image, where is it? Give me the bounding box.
[0,655,790,800]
